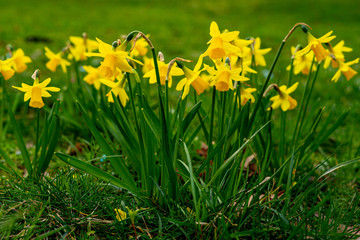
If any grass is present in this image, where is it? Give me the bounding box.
[1,0,360,239]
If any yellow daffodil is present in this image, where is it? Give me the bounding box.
[229,56,257,76]
[8,48,32,73]
[68,35,99,61]
[204,21,240,60]
[85,38,140,78]
[331,58,359,82]
[131,37,149,57]
[323,40,352,69]
[232,37,253,59]
[251,37,271,66]
[12,70,60,108]
[206,60,249,92]
[0,59,15,80]
[287,46,316,75]
[143,60,183,87]
[142,56,154,74]
[100,76,129,106]
[82,65,104,90]
[269,82,298,111]
[176,57,209,99]
[296,31,336,62]
[240,86,256,105]
[44,47,71,73]
[114,208,127,221]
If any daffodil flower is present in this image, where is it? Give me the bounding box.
[323,40,352,69]
[296,31,336,62]
[114,208,127,221]
[85,38,141,78]
[82,65,104,90]
[240,86,257,105]
[142,56,154,74]
[207,60,249,92]
[204,21,240,60]
[176,57,209,99]
[68,35,99,61]
[100,76,129,106]
[287,46,316,75]
[12,71,60,108]
[130,37,149,57]
[232,37,253,59]
[8,48,32,73]
[143,60,183,87]
[0,59,15,80]
[44,47,71,73]
[251,37,271,67]
[331,58,359,82]
[269,82,298,111]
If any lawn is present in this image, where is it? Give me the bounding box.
[1,0,360,239]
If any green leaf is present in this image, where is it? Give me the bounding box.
[76,101,136,189]
[182,101,202,134]
[56,153,139,195]
[7,100,32,176]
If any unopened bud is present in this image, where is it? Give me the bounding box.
[112,41,119,49]
[32,69,40,80]
[158,51,165,62]
[301,25,309,33]
[176,61,184,69]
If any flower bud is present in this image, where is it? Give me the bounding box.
[112,41,119,49]
[301,25,309,33]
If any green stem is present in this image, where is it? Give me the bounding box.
[297,62,320,137]
[291,56,316,149]
[205,87,216,183]
[279,58,295,165]
[248,41,286,134]
[126,73,147,191]
[33,108,40,174]
[151,48,176,199]
[0,76,4,140]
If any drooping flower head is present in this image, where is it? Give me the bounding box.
[44,47,71,73]
[323,41,352,69]
[12,70,60,108]
[176,56,209,99]
[331,58,359,82]
[296,27,336,62]
[206,59,249,92]
[268,82,298,111]
[204,21,240,60]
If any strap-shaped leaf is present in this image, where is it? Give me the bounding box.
[182,101,202,134]
[7,99,32,176]
[56,153,139,195]
[76,101,136,188]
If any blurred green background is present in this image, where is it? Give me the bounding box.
[1,0,359,150]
